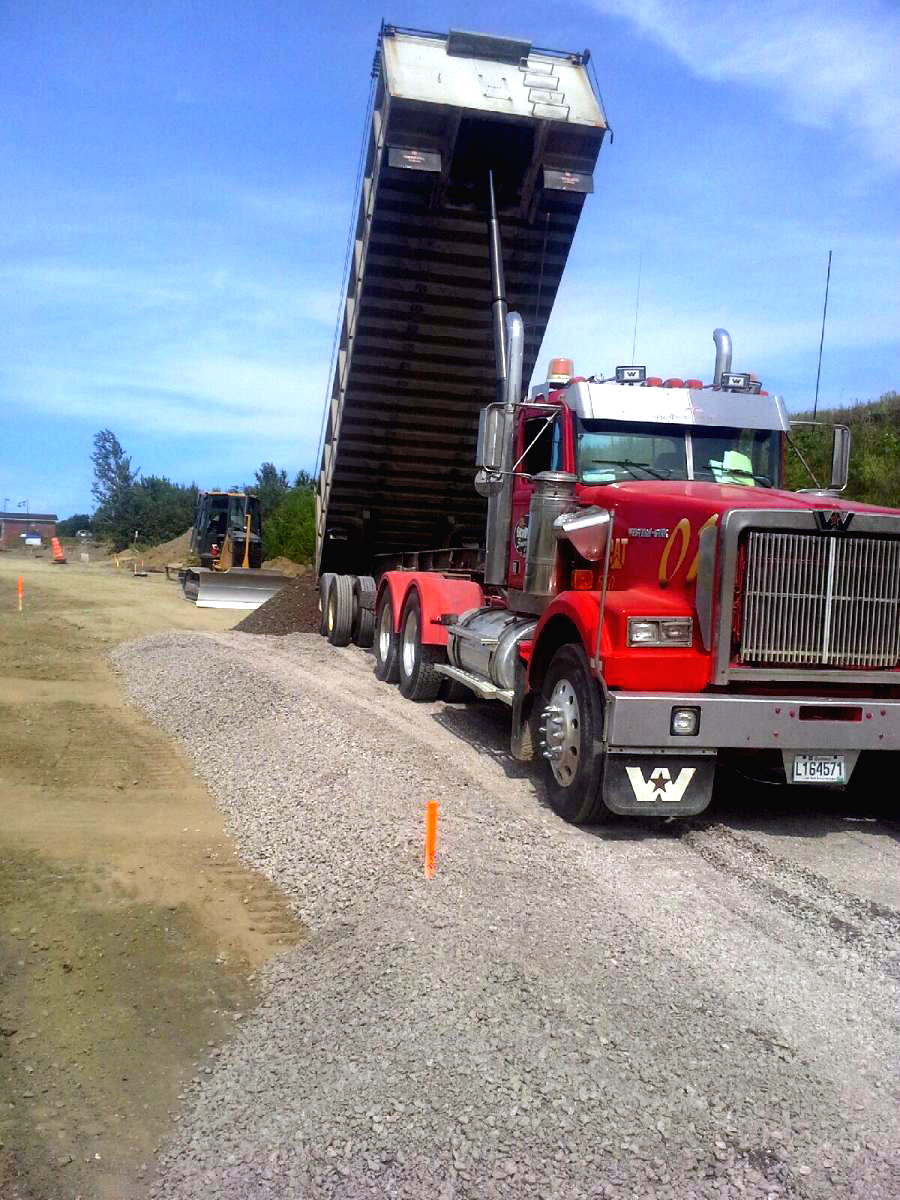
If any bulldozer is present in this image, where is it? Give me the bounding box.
[180,491,286,610]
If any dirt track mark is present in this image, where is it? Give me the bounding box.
[682,823,900,979]
[0,557,302,1200]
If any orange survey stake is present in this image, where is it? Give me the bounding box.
[423,801,439,878]
[17,575,24,613]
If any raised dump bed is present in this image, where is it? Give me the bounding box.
[316,25,607,575]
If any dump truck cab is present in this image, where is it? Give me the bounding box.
[503,358,794,602]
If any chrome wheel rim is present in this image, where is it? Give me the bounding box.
[377,602,392,663]
[327,590,335,633]
[401,609,418,679]
[543,678,581,787]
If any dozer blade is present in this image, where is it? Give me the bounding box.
[182,568,286,611]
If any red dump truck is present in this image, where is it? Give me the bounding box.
[315,25,900,825]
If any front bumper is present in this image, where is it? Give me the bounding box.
[605,691,900,753]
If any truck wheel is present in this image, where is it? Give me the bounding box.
[398,592,443,701]
[318,573,336,637]
[326,575,353,646]
[374,591,400,682]
[352,575,376,648]
[539,644,610,825]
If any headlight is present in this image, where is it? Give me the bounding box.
[627,616,693,647]
[628,619,660,644]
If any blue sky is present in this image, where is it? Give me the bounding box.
[2,0,898,518]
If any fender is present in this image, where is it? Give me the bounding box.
[377,572,484,646]
[528,588,708,692]
[602,588,708,691]
[528,591,602,689]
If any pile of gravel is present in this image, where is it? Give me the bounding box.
[113,631,900,1199]
[234,574,320,635]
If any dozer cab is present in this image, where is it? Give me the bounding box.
[191,491,264,570]
[181,491,286,611]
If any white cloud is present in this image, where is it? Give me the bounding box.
[177,356,317,421]
[4,350,326,444]
[593,0,900,170]
[0,262,193,304]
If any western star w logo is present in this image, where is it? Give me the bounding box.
[814,510,854,531]
[625,765,696,804]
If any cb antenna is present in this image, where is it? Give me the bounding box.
[813,249,832,419]
[631,250,643,366]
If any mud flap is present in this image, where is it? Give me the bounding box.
[510,658,535,762]
[602,751,716,817]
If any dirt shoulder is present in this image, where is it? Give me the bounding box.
[0,554,300,1200]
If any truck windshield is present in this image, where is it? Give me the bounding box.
[690,426,779,487]
[577,420,780,487]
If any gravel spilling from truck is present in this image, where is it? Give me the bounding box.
[112,629,900,1200]
[233,573,320,635]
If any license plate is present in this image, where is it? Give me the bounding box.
[792,754,846,784]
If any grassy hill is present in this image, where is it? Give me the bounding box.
[785,391,900,506]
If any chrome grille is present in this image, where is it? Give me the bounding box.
[740,531,900,667]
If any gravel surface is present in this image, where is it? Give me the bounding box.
[234,574,320,635]
[113,631,900,1199]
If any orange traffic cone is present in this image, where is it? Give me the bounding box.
[51,537,67,564]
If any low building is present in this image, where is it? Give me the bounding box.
[0,512,58,549]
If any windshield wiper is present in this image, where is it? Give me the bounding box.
[587,458,670,480]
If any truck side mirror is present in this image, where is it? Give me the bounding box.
[476,404,504,473]
[830,424,850,493]
[474,405,505,496]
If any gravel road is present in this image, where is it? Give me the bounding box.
[113,631,900,1199]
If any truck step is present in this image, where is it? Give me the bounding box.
[434,664,513,706]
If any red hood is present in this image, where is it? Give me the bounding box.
[577,479,897,519]
[569,479,900,695]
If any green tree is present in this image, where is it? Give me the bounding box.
[263,473,316,563]
[89,430,200,549]
[57,513,93,537]
[91,429,139,547]
[131,476,198,546]
[253,462,290,517]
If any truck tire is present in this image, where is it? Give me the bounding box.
[374,591,400,683]
[326,575,353,646]
[318,573,336,637]
[352,575,376,648]
[398,592,444,701]
[539,644,610,825]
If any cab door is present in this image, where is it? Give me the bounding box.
[507,407,565,589]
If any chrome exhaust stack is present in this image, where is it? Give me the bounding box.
[713,328,732,388]
[483,172,524,587]
[487,170,509,406]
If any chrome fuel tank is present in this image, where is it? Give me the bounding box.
[448,608,537,692]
